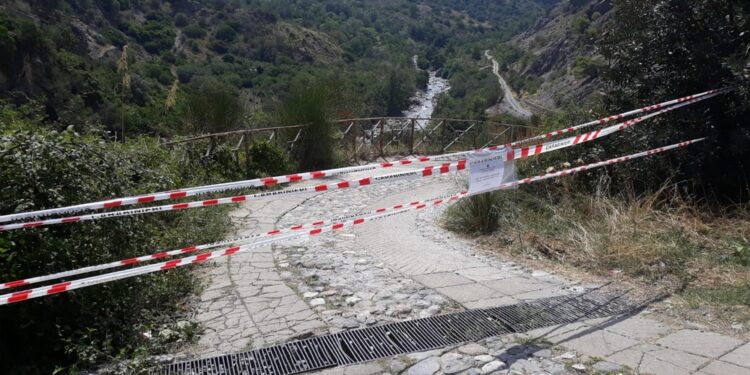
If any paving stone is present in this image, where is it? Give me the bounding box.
[559,329,639,357]
[390,359,407,373]
[513,287,569,300]
[458,343,488,355]
[341,362,384,375]
[480,360,506,374]
[547,363,567,374]
[607,344,709,375]
[656,329,743,357]
[592,360,623,372]
[408,356,441,375]
[698,360,750,375]
[509,359,541,373]
[407,349,444,362]
[482,276,550,296]
[413,272,474,288]
[463,296,517,309]
[571,363,586,371]
[455,266,511,282]
[474,354,495,364]
[719,342,750,368]
[441,357,472,374]
[176,160,743,375]
[601,315,672,341]
[309,298,326,306]
[532,348,552,358]
[436,283,498,303]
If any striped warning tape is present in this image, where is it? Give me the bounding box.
[434,90,725,161]
[0,138,705,305]
[0,202,442,305]
[0,192,458,290]
[506,88,727,146]
[0,94,714,232]
[0,161,468,231]
[0,89,726,224]
[0,92,719,232]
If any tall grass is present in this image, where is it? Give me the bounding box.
[444,191,504,234]
[443,178,750,320]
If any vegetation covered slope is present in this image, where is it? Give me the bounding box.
[445,0,749,335]
[0,0,556,138]
[486,0,612,110]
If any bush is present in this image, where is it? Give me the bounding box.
[174,13,189,27]
[0,111,231,373]
[279,81,340,171]
[572,15,590,34]
[182,23,207,39]
[572,56,604,78]
[183,78,244,133]
[245,140,292,177]
[214,23,237,42]
[444,191,504,234]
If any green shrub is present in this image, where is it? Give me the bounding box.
[214,23,237,42]
[183,78,244,133]
[182,23,207,39]
[0,111,231,373]
[444,191,504,234]
[245,140,292,177]
[174,13,189,27]
[279,80,340,171]
[572,56,605,78]
[572,15,590,34]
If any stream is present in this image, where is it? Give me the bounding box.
[402,55,450,120]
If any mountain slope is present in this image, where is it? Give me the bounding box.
[0,0,555,136]
[493,0,612,111]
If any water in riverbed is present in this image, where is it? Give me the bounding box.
[403,57,450,120]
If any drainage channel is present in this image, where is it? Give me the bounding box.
[153,288,641,375]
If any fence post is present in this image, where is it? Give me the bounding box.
[351,122,358,163]
[243,132,251,175]
[409,118,415,155]
[379,118,385,158]
[472,122,478,149]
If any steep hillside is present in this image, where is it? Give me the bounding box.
[0,0,556,137]
[492,0,612,111]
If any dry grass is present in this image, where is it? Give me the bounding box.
[448,178,750,327]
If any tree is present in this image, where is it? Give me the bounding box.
[214,23,237,42]
[600,0,750,201]
[279,80,340,171]
[183,78,244,133]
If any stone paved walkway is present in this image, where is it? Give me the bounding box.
[177,163,750,375]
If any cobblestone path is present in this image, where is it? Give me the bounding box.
[176,164,750,375]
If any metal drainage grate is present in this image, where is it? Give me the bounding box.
[153,288,644,375]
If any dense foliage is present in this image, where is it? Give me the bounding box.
[599,0,750,201]
[279,79,341,170]
[0,104,236,374]
[0,0,552,138]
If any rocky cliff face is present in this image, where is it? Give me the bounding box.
[508,0,612,111]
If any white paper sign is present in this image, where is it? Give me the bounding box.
[468,149,506,195]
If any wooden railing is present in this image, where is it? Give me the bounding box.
[162,117,537,163]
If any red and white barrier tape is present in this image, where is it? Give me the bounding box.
[0,93,718,232]
[0,200,453,305]
[0,137,704,305]
[506,88,726,146]
[0,89,726,224]
[434,90,725,160]
[0,162,468,231]
[0,192,457,290]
